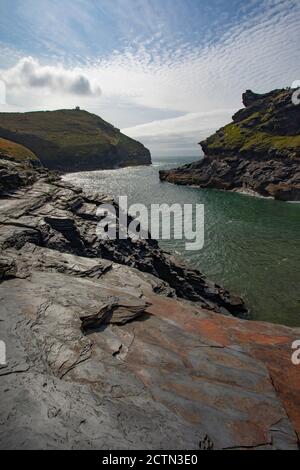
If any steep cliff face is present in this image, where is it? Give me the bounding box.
[202,89,300,159]
[160,89,300,200]
[0,109,151,172]
[1,157,300,450]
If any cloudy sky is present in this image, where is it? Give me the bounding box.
[0,0,299,156]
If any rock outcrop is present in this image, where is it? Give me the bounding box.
[0,109,151,172]
[160,89,300,201]
[1,158,300,450]
[0,137,39,166]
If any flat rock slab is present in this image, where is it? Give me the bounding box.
[0,245,299,449]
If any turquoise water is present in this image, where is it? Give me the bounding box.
[64,157,300,327]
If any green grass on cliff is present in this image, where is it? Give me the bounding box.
[0,109,144,150]
[203,89,300,157]
[0,109,150,170]
[0,109,117,147]
[0,137,38,162]
[241,131,300,153]
[208,121,300,151]
[205,115,300,155]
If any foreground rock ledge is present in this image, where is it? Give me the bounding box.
[0,161,300,449]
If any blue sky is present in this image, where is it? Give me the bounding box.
[0,0,299,155]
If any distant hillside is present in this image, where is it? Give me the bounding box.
[0,109,151,172]
[160,89,300,201]
[0,137,39,164]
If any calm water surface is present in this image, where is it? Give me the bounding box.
[64,156,300,327]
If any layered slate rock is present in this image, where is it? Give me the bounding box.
[0,160,245,316]
[0,109,151,171]
[1,243,300,449]
[0,158,300,449]
[160,88,300,201]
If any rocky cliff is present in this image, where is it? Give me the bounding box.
[160,89,300,201]
[0,137,39,165]
[1,156,300,450]
[0,109,151,172]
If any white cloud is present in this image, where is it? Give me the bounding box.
[122,109,235,156]
[1,57,101,97]
[123,109,235,138]
[88,0,300,115]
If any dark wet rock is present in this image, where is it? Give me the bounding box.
[0,255,17,281]
[160,88,300,201]
[0,159,36,195]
